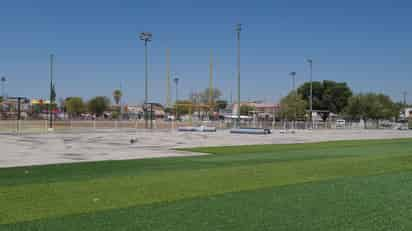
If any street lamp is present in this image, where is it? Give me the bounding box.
[235,24,242,128]
[139,32,152,129]
[306,59,313,128]
[1,76,6,100]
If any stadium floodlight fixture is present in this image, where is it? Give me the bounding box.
[139,32,152,129]
[139,32,152,42]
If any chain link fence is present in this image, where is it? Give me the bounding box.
[0,119,405,134]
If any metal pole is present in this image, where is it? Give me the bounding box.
[236,24,242,128]
[144,40,148,129]
[307,59,313,128]
[209,50,213,118]
[17,97,21,134]
[150,103,153,129]
[166,48,171,108]
[174,77,179,120]
[403,91,408,119]
[290,72,297,126]
[1,76,5,100]
[49,54,54,130]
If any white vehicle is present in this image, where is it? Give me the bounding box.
[336,119,346,128]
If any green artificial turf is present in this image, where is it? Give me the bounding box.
[1,138,412,230]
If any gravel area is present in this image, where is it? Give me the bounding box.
[1,129,412,168]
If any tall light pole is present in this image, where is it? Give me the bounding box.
[306,59,313,128]
[209,50,214,118]
[139,32,152,129]
[49,54,55,130]
[235,24,242,127]
[166,48,171,108]
[1,76,6,100]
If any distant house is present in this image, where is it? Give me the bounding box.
[125,103,165,120]
[401,108,412,120]
[230,101,279,120]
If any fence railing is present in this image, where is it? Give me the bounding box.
[0,119,403,134]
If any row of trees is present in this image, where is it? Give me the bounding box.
[62,89,123,118]
[173,88,228,116]
[278,80,403,123]
[64,96,111,117]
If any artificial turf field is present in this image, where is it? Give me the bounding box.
[2,139,412,230]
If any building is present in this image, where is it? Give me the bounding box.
[230,101,279,120]
[401,108,412,120]
[125,103,165,120]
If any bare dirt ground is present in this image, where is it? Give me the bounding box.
[1,129,412,168]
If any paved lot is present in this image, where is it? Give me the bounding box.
[1,129,412,168]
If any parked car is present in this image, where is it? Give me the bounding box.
[336,119,346,128]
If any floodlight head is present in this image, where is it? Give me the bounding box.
[173,77,179,84]
[235,24,242,32]
[139,32,152,42]
[306,58,313,64]
[289,72,296,76]
[0,76,5,82]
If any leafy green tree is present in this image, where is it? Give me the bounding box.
[113,89,122,105]
[174,100,193,115]
[278,91,308,121]
[344,93,399,127]
[240,105,255,116]
[88,96,110,117]
[65,97,85,117]
[298,80,352,119]
[215,100,228,111]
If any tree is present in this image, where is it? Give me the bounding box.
[240,105,255,116]
[113,89,122,105]
[344,93,399,127]
[174,100,193,116]
[65,97,85,117]
[199,88,222,105]
[88,96,110,117]
[278,91,308,121]
[215,100,228,111]
[297,80,352,120]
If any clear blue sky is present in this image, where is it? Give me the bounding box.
[1,0,411,105]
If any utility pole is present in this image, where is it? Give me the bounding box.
[49,54,54,130]
[235,24,242,128]
[209,50,214,118]
[166,48,171,108]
